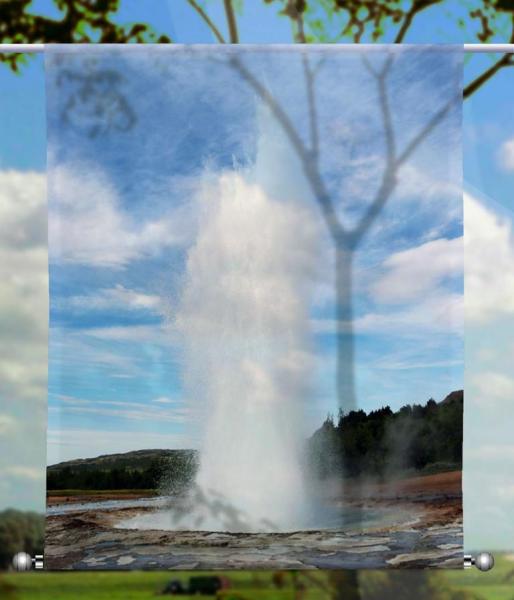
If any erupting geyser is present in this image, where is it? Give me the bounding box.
[174,109,320,532]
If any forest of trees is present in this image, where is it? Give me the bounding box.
[47,449,198,493]
[47,392,463,493]
[0,509,44,570]
[308,390,463,480]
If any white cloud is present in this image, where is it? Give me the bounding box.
[49,402,189,426]
[311,237,464,338]
[358,292,463,335]
[82,324,170,344]
[0,466,45,481]
[54,284,163,313]
[0,170,48,511]
[153,396,176,404]
[0,170,47,248]
[51,399,192,425]
[0,414,16,435]
[312,292,463,338]
[373,358,463,371]
[0,171,48,403]
[50,327,136,368]
[463,195,514,551]
[467,444,514,461]
[465,192,514,323]
[396,164,461,202]
[496,484,514,500]
[471,371,514,406]
[371,237,463,304]
[48,163,190,268]
[498,138,514,171]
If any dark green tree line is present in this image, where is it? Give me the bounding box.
[308,390,463,480]
[47,452,198,492]
[0,509,44,570]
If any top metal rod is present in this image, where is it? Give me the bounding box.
[0,43,514,53]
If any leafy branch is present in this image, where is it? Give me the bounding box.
[0,0,171,71]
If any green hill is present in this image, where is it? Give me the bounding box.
[47,449,198,493]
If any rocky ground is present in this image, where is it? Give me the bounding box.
[45,472,463,570]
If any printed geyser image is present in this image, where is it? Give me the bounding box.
[45,46,464,569]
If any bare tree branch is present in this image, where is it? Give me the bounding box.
[229,55,345,242]
[302,53,319,161]
[396,92,459,167]
[348,53,398,246]
[231,49,457,249]
[350,52,458,246]
[187,0,226,43]
[394,0,441,44]
[376,57,396,167]
[224,0,239,43]
[394,9,416,44]
[464,52,513,98]
[295,5,307,43]
[349,58,397,244]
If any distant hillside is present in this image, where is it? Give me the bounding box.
[48,448,197,472]
[47,449,198,492]
[47,392,463,492]
[308,390,463,480]
[439,390,463,405]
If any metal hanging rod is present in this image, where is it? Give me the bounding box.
[0,43,514,53]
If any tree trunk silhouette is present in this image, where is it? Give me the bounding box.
[335,245,356,411]
[328,571,362,600]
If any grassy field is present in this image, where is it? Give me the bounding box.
[0,571,329,600]
[2,556,514,600]
[444,553,514,600]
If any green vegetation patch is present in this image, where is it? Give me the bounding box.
[0,571,328,600]
[444,553,514,600]
[308,390,463,480]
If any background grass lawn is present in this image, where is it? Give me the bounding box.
[0,571,328,600]
[2,555,514,600]
[443,553,514,600]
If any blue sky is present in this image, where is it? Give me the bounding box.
[0,0,513,552]
[460,54,514,550]
[42,46,463,466]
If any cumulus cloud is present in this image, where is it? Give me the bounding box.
[498,138,514,171]
[0,466,45,481]
[0,170,47,248]
[464,436,514,550]
[312,292,463,337]
[471,371,514,406]
[395,164,461,202]
[467,444,514,461]
[312,236,464,339]
[0,414,16,435]
[371,237,463,304]
[0,171,48,403]
[48,163,190,268]
[0,170,48,511]
[463,193,514,550]
[465,192,514,323]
